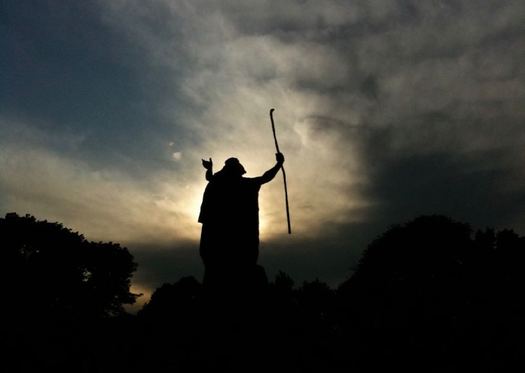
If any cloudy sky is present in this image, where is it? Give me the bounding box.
[2,0,524,308]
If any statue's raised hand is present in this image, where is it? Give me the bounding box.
[202,158,213,170]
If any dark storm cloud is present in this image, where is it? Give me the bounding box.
[131,243,203,290]
[1,1,187,173]
[360,134,525,230]
[333,5,521,198]
[260,220,387,286]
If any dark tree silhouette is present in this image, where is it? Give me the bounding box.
[0,213,140,372]
[136,277,204,372]
[140,276,202,319]
[337,215,525,372]
[0,213,138,319]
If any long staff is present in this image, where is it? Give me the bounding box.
[270,108,291,234]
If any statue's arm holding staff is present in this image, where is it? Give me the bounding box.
[255,152,285,184]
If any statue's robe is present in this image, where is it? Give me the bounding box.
[199,173,264,275]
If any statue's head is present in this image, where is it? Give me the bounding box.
[223,157,246,177]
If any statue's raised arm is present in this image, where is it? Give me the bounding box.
[257,153,285,184]
[202,157,213,181]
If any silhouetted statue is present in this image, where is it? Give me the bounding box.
[198,153,284,291]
